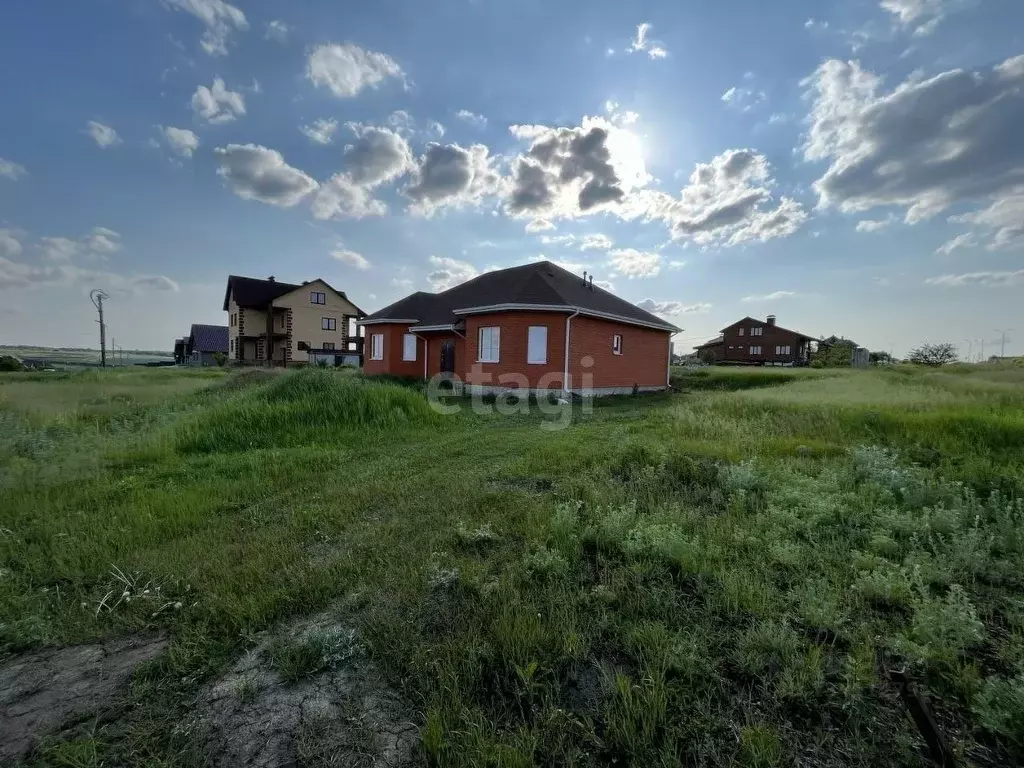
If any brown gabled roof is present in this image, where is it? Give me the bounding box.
[719,316,813,340]
[694,335,724,349]
[223,275,364,315]
[362,261,680,332]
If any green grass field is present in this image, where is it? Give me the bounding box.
[1,364,1023,766]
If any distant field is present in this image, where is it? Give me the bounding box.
[1,365,1023,766]
[0,346,172,367]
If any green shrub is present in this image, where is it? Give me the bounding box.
[895,584,985,666]
[973,672,1024,746]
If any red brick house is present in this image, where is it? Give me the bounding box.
[359,261,680,395]
[702,315,813,365]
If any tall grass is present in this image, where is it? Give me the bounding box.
[175,367,443,453]
[1,364,1023,766]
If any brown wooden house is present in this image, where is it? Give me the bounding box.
[701,315,813,366]
[693,335,724,363]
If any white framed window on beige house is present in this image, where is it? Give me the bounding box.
[613,334,623,355]
[478,326,500,363]
[370,333,384,360]
[322,317,336,331]
[310,291,326,305]
[527,326,548,364]
[402,334,417,361]
[750,345,762,355]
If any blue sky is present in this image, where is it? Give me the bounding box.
[1,0,1022,356]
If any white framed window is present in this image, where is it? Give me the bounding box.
[322,317,337,331]
[750,345,762,355]
[527,326,548,364]
[751,326,763,336]
[775,345,791,355]
[738,328,745,336]
[370,333,384,360]
[402,334,417,361]
[478,326,500,362]
[613,334,623,355]
[311,291,326,305]
[323,342,335,351]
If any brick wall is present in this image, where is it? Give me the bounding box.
[363,312,671,390]
[463,312,669,390]
[463,312,568,389]
[568,315,670,389]
[362,323,426,378]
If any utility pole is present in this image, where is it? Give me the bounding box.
[994,329,1011,359]
[90,289,108,367]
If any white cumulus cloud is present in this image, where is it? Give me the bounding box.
[525,219,555,233]
[342,125,413,187]
[802,55,1024,242]
[405,143,501,216]
[880,0,970,36]
[214,144,318,207]
[300,118,339,145]
[161,126,200,158]
[311,175,387,220]
[85,121,121,148]
[306,43,405,98]
[506,117,651,221]
[580,234,613,251]
[427,255,479,291]
[456,110,488,129]
[331,248,371,270]
[607,248,661,278]
[631,149,807,246]
[163,0,248,56]
[191,78,245,124]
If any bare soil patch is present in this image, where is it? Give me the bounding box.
[187,613,419,767]
[0,634,168,761]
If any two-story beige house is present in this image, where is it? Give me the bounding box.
[223,275,365,365]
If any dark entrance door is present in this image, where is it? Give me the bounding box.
[440,340,456,374]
